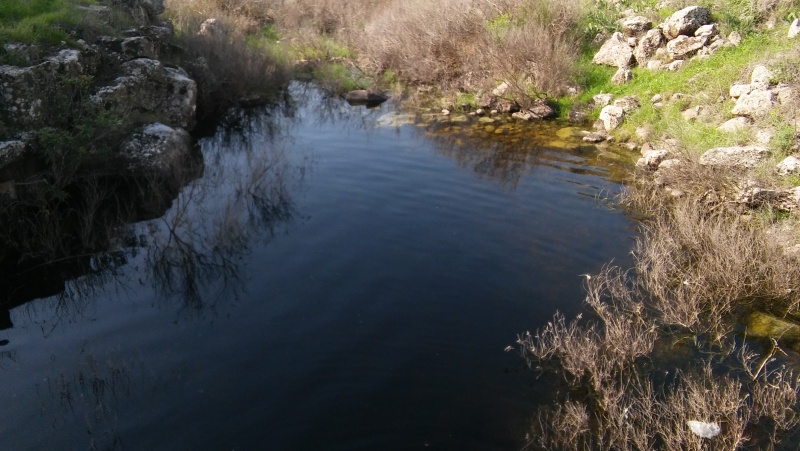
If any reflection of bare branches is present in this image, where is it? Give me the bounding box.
[36,350,142,451]
[138,110,304,310]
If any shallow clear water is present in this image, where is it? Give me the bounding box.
[0,86,635,450]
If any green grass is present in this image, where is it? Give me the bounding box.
[311,62,369,94]
[560,28,796,153]
[0,0,101,46]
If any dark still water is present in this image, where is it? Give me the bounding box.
[0,86,635,450]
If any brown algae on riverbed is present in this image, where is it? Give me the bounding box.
[376,111,638,184]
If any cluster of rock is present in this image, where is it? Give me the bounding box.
[0,0,198,197]
[440,81,557,122]
[593,6,738,83]
[630,63,800,212]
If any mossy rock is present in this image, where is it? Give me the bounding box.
[746,311,800,351]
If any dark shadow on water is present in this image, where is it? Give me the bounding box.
[0,103,307,331]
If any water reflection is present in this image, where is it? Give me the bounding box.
[417,118,635,188]
[0,106,306,330]
[138,115,303,308]
[0,85,639,451]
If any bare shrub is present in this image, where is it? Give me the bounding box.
[484,0,582,100]
[165,11,290,122]
[351,0,490,86]
[519,267,657,395]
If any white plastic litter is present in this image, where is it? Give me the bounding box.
[686,420,721,438]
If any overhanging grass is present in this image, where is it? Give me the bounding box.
[0,0,100,45]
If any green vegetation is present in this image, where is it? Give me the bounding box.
[0,0,105,46]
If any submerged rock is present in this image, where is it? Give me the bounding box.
[344,89,388,107]
[746,311,800,350]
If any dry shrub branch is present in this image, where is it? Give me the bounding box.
[520,267,800,451]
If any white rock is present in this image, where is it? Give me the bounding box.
[636,149,671,170]
[750,65,773,90]
[686,420,721,439]
[492,82,509,97]
[0,140,27,170]
[777,155,800,176]
[647,60,664,71]
[694,23,718,38]
[668,60,685,71]
[593,32,635,68]
[700,145,771,169]
[728,31,742,46]
[611,67,633,85]
[729,83,752,98]
[789,18,800,39]
[599,105,625,131]
[755,128,774,144]
[666,35,707,59]
[634,28,666,65]
[614,96,640,113]
[774,84,794,105]
[593,93,614,106]
[661,6,712,40]
[731,89,776,119]
[717,117,753,133]
[622,16,652,37]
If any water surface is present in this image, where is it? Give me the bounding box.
[0,86,635,450]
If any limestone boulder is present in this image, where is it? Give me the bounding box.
[119,0,166,26]
[634,28,665,65]
[622,16,652,37]
[774,84,795,105]
[593,93,614,107]
[729,84,751,98]
[91,58,197,129]
[611,67,633,84]
[0,49,100,128]
[118,123,192,175]
[636,149,671,170]
[790,18,800,39]
[750,65,773,90]
[777,155,800,176]
[613,96,641,113]
[717,116,753,133]
[593,32,634,68]
[121,36,158,59]
[0,140,28,172]
[694,23,718,38]
[666,35,708,60]
[661,6,712,40]
[699,145,771,169]
[599,105,625,131]
[731,89,776,119]
[527,99,557,120]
